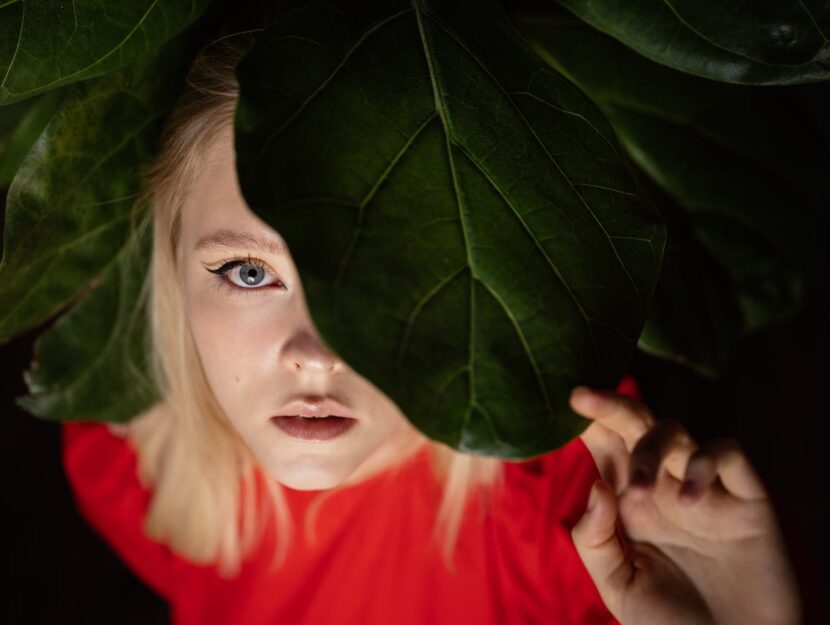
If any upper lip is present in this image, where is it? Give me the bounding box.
[272,396,355,419]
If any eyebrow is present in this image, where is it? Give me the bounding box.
[194,229,288,255]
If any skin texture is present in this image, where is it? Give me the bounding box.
[573,387,803,625]
[176,127,428,491]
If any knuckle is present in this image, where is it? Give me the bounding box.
[599,393,650,431]
[640,419,676,448]
[674,430,697,451]
[658,419,695,447]
[638,403,658,427]
[620,395,653,421]
[686,446,714,470]
[708,436,745,461]
[634,411,656,436]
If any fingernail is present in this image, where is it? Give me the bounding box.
[629,467,652,486]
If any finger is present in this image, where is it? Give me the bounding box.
[571,479,633,612]
[570,386,657,452]
[579,421,630,496]
[628,419,699,486]
[681,437,768,502]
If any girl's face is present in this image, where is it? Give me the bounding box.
[177,128,426,491]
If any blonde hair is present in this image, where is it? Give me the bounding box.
[123,33,505,579]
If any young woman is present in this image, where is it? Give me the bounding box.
[61,37,803,625]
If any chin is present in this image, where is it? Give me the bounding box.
[269,465,347,491]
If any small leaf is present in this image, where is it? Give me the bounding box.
[0,0,208,104]
[235,0,665,457]
[555,0,830,85]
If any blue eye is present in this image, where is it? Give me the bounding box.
[236,262,266,286]
[205,257,285,294]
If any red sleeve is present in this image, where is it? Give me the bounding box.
[541,374,641,624]
[61,422,180,603]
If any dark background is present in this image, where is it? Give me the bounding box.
[2,24,830,625]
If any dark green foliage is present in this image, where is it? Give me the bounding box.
[0,0,208,103]
[556,0,830,85]
[515,11,826,376]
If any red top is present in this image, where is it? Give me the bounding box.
[62,377,641,625]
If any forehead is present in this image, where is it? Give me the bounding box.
[179,128,284,249]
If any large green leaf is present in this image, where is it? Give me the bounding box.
[0,0,208,104]
[235,0,665,458]
[16,215,158,423]
[0,40,186,347]
[515,12,826,375]
[555,0,830,85]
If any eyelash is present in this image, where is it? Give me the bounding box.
[204,254,286,296]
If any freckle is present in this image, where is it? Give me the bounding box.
[234,375,240,383]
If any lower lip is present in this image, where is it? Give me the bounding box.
[271,416,357,441]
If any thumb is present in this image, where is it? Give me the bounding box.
[571,479,632,611]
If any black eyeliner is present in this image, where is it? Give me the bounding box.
[206,259,246,275]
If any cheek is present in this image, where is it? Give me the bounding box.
[186,289,284,414]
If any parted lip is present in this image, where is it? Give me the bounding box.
[272,396,355,419]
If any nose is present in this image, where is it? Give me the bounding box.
[280,327,341,373]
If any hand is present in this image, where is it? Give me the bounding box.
[569,386,803,625]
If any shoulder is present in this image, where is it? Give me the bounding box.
[62,402,169,497]
[61,413,180,602]
[61,419,148,536]
[62,421,137,495]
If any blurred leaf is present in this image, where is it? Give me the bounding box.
[235,0,665,457]
[0,88,65,188]
[516,12,826,375]
[0,0,208,104]
[0,43,183,343]
[6,41,193,421]
[554,0,830,85]
[635,183,744,377]
[16,216,158,422]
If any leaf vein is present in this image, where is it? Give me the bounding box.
[414,0,477,412]
[261,8,413,151]
[426,14,641,297]
[476,276,554,423]
[333,112,438,302]
[456,145,602,371]
[395,265,467,372]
